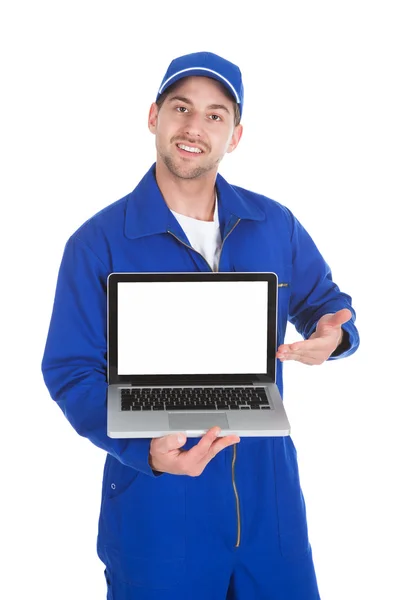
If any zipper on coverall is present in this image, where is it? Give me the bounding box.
[168,216,242,548]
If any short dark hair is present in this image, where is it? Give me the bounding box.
[155,79,241,127]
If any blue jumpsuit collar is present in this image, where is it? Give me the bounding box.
[124,163,265,241]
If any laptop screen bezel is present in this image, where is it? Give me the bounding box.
[107,272,277,386]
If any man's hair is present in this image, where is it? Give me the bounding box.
[155,79,241,127]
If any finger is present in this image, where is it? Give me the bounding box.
[209,435,241,455]
[277,343,290,354]
[279,351,325,365]
[192,427,223,457]
[188,427,239,461]
[279,338,328,359]
[277,338,326,358]
[203,430,241,458]
[280,339,335,364]
[192,435,241,472]
[287,338,328,353]
[277,338,322,354]
[276,344,291,358]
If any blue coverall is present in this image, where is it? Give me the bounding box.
[42,164,359,599]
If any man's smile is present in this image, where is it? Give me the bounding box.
[176,143,205,157]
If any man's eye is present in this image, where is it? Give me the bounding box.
[177,106,188,113]
[210,114,221,121]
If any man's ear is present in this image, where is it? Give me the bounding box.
[148,103,158,134]
[227,124,243,154]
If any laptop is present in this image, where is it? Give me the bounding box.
[107,272,290,438]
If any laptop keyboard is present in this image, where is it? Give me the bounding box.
[120,387,271,411]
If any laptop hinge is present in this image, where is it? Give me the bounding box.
[121,378,272,387]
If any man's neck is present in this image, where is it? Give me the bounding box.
[155,160,217,222]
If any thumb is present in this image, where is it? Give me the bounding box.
[317,308,352,331]
[157,432,187,454]
[326,308,352,328]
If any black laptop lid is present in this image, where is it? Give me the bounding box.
[107,272,277,386]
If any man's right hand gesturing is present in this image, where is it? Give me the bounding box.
[149,426,240,477]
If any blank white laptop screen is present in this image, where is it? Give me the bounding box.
[117,281,269,375]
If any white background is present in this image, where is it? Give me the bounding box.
[1,1,399,599]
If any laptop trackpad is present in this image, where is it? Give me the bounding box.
[169,413,229,431]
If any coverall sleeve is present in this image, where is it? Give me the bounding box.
[287,212,360,359]
[41,235,160,476]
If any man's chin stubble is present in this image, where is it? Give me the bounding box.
[162,154,221,180]
[162,155,208,180]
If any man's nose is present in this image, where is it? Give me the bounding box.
[183,112,204,137]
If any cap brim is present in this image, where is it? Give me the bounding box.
[157,67,241,106]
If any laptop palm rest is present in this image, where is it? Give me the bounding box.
[169,413,229,430]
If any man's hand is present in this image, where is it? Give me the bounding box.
[276,308,352,366]
[149,426,240,476]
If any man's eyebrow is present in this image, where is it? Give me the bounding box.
[207,103,231,115]
[167,95,193,105]
[167,95,231,114]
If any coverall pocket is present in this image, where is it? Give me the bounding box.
[104,547,185,589]
[273,437,311,559]
[101,458,186,587]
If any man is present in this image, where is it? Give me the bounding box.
[42,51,359,599]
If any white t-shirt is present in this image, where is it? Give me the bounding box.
[171,195,222,271]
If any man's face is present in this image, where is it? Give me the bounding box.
[148,76,243,180]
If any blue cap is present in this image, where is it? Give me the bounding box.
[156,51,244,118]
